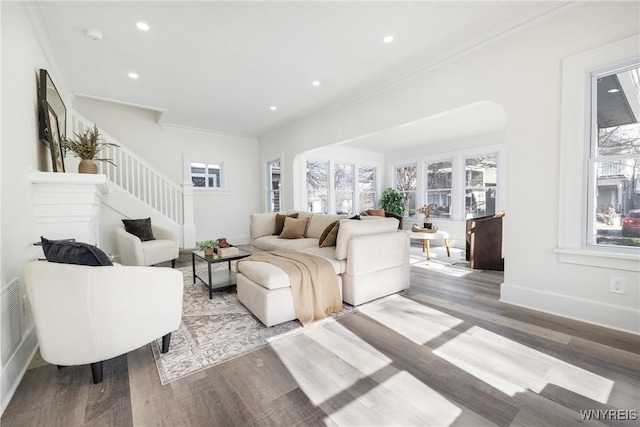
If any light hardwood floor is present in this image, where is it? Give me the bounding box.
[2,246,639,426]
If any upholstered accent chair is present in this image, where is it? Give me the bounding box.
[24,260,183,383]
[465,211,505,271]
[115,224,179,267]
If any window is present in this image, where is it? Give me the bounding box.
[465,154,498,219]
[358,166,376,211]
[306,160,328,213]
[426,161,452,218]
[590,65,640,248]
[191,162,222,188]
[395,164,417,217]
[334,163,354,215]
[267,160,281,212]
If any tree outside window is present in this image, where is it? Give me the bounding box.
[334,163,354,215]
[306,160,328,213]
[358,166,376,211]
[395,164,417,216]
[191,162,221,188]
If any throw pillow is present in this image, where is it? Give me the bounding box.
[274,212,299,235]
[368,209,386,217]
[279,217,309,239]
[41,237,113,266]
[122,218,156,241]
[319,221,340,248]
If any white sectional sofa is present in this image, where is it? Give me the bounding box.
[237,211,410,326]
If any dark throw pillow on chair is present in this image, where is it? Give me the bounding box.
[41,237,113,266]
[122,218,156,241]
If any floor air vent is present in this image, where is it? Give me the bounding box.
[1,280,22,365]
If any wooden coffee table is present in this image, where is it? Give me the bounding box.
[192,248,252,299]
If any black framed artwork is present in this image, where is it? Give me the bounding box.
[42,100,65,172]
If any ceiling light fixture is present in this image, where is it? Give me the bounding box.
[128,72,139,79]
[270,106,277,111]
[607,88,620,93]
[383,35,394,44]
[312,81,321,87]
[136,22,150,31]
[84,27,103,41]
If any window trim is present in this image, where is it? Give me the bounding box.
[557,35,639,271]
[266,159,281,212]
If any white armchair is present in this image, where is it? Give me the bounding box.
[115,224,180,267]
[24,260,183,383]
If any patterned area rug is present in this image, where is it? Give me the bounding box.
[151,263,355,384]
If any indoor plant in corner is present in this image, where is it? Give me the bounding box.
[62,124,118,174]
[379,187,405,217]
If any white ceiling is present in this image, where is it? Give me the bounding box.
[40,1,568,138]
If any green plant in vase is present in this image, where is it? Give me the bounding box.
[62,124,118,174]
[379,188,404,216]
[199,239,218,255]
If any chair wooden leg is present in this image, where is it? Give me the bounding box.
[444,238,451,257]
[426,240,431,260]
[171,259,176,268]
[162,333,171,353]
[91,361,104,384]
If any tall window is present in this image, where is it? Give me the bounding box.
[590,65,640,248]
[465,154,498,218]
[395,164,417,216]
[267,160,281,212]
[191,162,222,188]
[426,160,452,218]
[306,160,329,213]
[334,163,354,215]
[358,166,376,211]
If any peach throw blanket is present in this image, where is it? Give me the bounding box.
[241,250,342,327]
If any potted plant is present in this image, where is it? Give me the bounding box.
[62,124,118,174]
[199,239,217,256]
[379,188,404,216]
[417,203,437,228]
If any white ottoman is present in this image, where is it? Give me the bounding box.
[236,260,342,327]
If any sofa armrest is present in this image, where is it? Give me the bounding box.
[115,226,145,266]
[346,231,409,275]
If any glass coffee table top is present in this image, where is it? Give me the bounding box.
[191,248,252,299]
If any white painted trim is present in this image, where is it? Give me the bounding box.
[0,326,38,416]
[73,92,168,114]
[557,36,640,266]
[160,122,257,141]
[500,282,640,335]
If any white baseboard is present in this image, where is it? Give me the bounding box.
[1,326,38,416]
[500,283,639,335]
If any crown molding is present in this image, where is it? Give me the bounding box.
[159,122,258,141]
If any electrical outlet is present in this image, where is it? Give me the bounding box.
[609,276,626,294]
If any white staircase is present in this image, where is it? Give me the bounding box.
[70,112,194,248]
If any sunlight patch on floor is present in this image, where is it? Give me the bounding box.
[433,326,614,404]
[358,295,463,344]
[327,370,461,427]
[411,259,472,277]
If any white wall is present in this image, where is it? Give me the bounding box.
[260,2,640,333]
[0,1,71,414]
[73,97,261,246]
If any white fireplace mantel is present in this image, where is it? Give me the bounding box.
[29,171,109,246]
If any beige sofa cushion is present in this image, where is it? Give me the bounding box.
[250,213,277,239]
[306,214,347,238]
[335,217,400,260]
[237,261,291,289]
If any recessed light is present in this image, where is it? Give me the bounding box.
[608,88,620,93]
[312,81,321,87]
[383,35,394,44]
[84,27,103,41]
[270,106,277,111]
[128,72,139,79]
[136,22,150,31]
